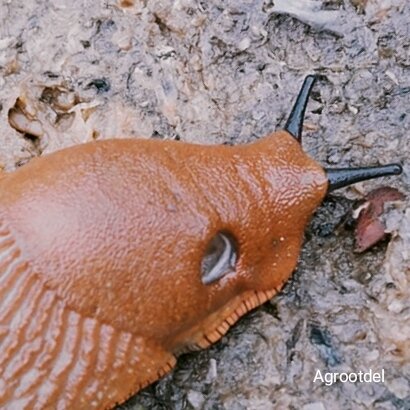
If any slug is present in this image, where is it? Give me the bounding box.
[0,76,402,410]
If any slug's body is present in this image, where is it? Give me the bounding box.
[0,76,402,409]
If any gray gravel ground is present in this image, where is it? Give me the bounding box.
[0,1,409,409]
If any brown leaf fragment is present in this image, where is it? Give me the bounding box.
[354,187,405,253]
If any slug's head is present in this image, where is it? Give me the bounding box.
[201,76,403,299]
[284,75,403,193]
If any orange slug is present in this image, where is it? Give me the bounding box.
[0,76,402,409]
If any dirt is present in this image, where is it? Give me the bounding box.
[0,0,409,409]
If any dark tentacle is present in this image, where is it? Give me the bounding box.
[326,164,403,192]
[284,75,317,142]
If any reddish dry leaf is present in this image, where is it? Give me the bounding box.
[354,187,405,253]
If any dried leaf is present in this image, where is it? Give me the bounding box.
[354,187,405,253]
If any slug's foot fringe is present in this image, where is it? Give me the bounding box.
[196,288,278,348]
[0,228,176,410]
[175,286,282,354]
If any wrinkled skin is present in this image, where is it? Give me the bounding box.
[0,130,327,409]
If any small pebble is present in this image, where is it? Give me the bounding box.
[187,390,205,409]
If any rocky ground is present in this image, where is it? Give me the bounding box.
[0,0,409,409]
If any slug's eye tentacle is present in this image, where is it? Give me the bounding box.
[285,76,403,191]
[201,232,237,285]
[284,75,317,142]
[326,164,403,192]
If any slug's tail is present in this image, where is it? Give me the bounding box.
[0,225,175,410]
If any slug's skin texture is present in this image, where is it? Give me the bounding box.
[0,130,327,409]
